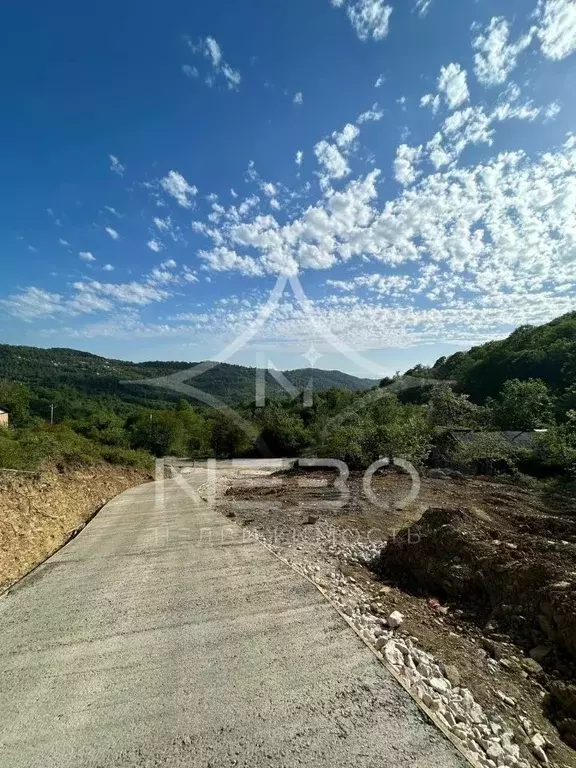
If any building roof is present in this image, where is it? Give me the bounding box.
[448,429,545,448]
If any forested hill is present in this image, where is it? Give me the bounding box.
[0,344,377,408]
[425,312,576,402]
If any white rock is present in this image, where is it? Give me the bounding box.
[496,691,516,706]
[485,742,504,761]
[533,745,548,764]
[519,716,533,736]
[468,703,486,725]
[418,663,432,679]
[430,677,451,695]
[387,610,404,629]
[384,639,404,667]
[531,733,546,750]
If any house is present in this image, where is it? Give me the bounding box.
[430,429,547,474]
[0,408,8,428]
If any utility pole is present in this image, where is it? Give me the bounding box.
[49,404,55,426]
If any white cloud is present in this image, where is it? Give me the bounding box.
[1,287,66,321]
[160,170,198,208]
[420,93,441,114]
[426,88,543,168]
[221,64,241,89]
[437,63,470,110]
[260,181,277,197]
[105,227,120,240]
[147,239,163,253]
[473,17,535,86]
[544,101,562,120]
[182,64,199,79]
[205,36,222,67]
[189,35,242,89]
[335,0,393,41]
[199,247,266,276]
[357,103,384,122]
[293,91,303,105]
[109,154,125,176]
[104,205,122,217]
[58,238,70,247]
[333,123,360,148]
[296,150,304,166]
[414,0,432,17]
[375,74,386,87]
[314,140,351,180]
[74,280,170,306]
[537,0,576,60]
[79,251,96,262]
[161,259,177,269]
[103,264,114,272]
[394,143,423,185]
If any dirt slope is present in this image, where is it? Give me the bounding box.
[0,464,151,592]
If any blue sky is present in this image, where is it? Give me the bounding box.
[1,0,576,376]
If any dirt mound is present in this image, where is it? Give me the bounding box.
[376,506,576,660]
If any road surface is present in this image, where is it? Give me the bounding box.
[0,468,465,767]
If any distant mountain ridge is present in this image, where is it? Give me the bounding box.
[0,343,378,407]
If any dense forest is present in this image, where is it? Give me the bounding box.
[0,344,376,408]
[413,311,576,410]
[1,313,576,483]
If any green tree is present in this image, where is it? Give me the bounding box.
[490,378,554,430]
[258,405,310,456]
[0,379,31,427]
[428,385,490,429]
[210,414,253,458]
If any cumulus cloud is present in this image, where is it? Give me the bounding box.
[357,103,384,122]
[79,251,96,262]
[103,264,114,272]
[437,63,470,110]
[420,93,441,114]
[160,170,198,208]
[394,144,423,185]
[314,140,351,181]
[147,239,163,253]
[293,91,303,105]
[334,0,393,41]
[333,123,360,148]
[473,17,535,86]
[296,150,304,166]
[105,227,120,240]
[536,0,576,60]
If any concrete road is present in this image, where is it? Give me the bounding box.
[0,469,465,767]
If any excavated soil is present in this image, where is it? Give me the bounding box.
[0,464,151,592]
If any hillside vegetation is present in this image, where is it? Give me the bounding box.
[425,312,576,408]
[0,344,375,409]
[1,314,576,482]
